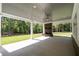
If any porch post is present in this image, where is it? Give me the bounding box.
[77,5,79,43]
[43,23,45,35]
[30,22,33,39]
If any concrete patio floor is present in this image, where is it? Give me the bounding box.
[0,36,76,56]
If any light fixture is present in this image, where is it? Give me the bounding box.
[33,5,37,8]
[0,53,2,56]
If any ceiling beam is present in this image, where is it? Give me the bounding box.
[53,16,71,22]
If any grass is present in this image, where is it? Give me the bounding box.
[53,32,72,37]
[1,34,42,45]
[1,32,72,45]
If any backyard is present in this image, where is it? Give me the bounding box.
[1,17,72,45]
[53,32,72,37]
[1,17,43,45]
[1,34,42,45]
[1,32,72,45]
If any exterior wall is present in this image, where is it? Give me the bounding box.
[72,3,79,47]
[70,4,79,55]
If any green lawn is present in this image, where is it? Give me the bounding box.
[1,34,42,45]
[53,32,72,37]
[1,32,72,45]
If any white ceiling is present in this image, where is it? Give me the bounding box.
[2,3,74,23]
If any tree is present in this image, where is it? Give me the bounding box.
[1,17,43,36]
[33,23,43,33]
[58,24,64,32]
[64,23,71,32]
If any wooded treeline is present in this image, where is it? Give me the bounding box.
[1,17,43,36]
[53,23,72,32]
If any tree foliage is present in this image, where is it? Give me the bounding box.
[33,23,43,33]
[1,17,43,36]
[53,23,72,32]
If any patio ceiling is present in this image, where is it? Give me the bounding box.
[2,3,74,23]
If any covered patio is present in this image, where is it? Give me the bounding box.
[0,3,79,56]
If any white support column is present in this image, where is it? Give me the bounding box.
[43,23,45,35]
[30,22,33,39]
[0,15,1,46]
[77,5,79,45]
